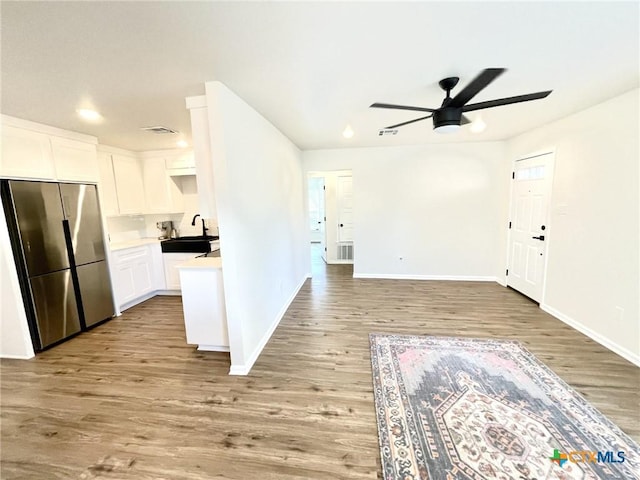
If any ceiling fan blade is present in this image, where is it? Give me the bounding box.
[461,115,471,125]
[386,114,433,129]
[448,68,506,108]
[370,102,436,113]
[462,91,552,112]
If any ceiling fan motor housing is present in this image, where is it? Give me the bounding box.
[432,107,462,129]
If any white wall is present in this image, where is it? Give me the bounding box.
[304,142,508,280]
[0,200,35,359]
[507,88,640,364]
[205,81,308,375]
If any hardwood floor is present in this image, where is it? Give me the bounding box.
[2,248,638,479]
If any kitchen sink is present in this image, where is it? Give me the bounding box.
[161,235,219,253]
[175,235,218,241]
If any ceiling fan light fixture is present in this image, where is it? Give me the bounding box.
[432,108,462,133]
[370,68,552,136]
[434,124,460,134]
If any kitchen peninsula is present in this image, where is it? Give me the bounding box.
[178,254,229,352]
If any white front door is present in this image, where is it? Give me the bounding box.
[507,153,554,302]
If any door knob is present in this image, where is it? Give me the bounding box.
[532,235,545,241]
[339,224,344,227]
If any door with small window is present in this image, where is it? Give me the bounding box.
[507,153,554,302]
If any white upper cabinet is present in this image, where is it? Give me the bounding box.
[51,137,99,182]
[142,157,184,214]
[111,154,146,215]
[165,152,195,170]
[1,117,99,183]
[0,125,56,180]
[186,98,217,220]
[96,152,120,216]
[97,148,188,217]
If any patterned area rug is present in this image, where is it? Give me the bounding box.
[370,334,640,480]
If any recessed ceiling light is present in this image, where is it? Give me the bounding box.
[177,140,188,148]
[343,124,354,139]
[76,108,102,122]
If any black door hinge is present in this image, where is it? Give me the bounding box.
[508,221,512,229]
[323,185,326,190]
[506,269,509,276]
[324,247,327,251]
[512,172,515,179]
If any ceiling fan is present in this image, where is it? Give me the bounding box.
[370,68,552,133]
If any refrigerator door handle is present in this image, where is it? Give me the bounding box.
[61,217,87,328]
[61,219,75,267]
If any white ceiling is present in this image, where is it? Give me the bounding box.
[1,1,638,152]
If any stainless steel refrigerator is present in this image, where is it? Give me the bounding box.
[1,180,115,350]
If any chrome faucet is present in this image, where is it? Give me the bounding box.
[191,214,208,237]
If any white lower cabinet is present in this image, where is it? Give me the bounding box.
[149,243,166,290]
[179,259,228,351]
[163,252,199,290]
[112,245,155,310]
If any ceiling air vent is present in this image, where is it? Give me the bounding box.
[378,128,398,136]
[141,126,179,134]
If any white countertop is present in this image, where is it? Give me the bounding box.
[109,237,162,251]
[177,256,223,270]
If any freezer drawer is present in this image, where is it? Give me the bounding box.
[29,269,81,348]
[76,261,115,328]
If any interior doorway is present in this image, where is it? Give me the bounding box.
[307,170,354,267]
[307,176,326,261]
[506,152,555,303]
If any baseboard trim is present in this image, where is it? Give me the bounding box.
[353,273,498,282]
[229,364,250,375]
[540,303,640,367]
[197,345,230,352]
[229,274,309,376]
[0,352,35,360]
[119,291,157,312]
